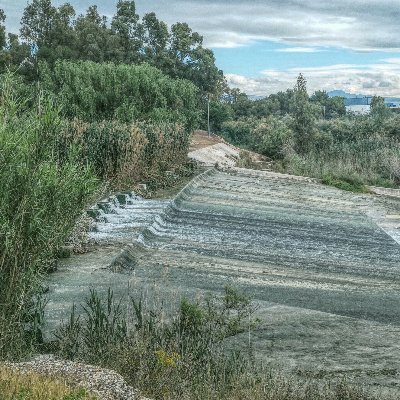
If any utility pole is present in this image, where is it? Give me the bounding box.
[207,94,211,137]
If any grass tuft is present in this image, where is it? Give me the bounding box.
[0,366,96,400]
[321,175,370,193]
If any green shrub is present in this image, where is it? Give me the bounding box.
[220,118,257,148]
[321,175,370,193]
[252,116,293,159]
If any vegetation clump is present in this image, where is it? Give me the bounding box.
[215,76,400,192]
[0,74,99,359]
[0,367,95,400]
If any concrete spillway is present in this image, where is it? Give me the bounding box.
[46,168,400,391]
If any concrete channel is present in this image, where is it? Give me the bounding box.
[46,167,400,392]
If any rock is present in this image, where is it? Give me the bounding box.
[108,242,148,273]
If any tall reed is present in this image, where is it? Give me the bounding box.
[0,74,99,359]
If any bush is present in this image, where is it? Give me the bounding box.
[220,118,257,148]
[321,175,369,193]
[252,116,293,159]
[54,287,257,398]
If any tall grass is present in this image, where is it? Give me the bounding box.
[0,366,95,400]
[60,119,192,189]
[0,74,99,360]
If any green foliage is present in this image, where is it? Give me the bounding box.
[220,75,400,190]
[55,286,256,397]
[78,289,127,364]
[310,90,346,119]
[221,116,293,159]
[60,118,190,188]
[321,175,370,193]
[4,1,224,95]
[40,60,200,130]
[221,118,257,148]
[0,9,6,50]
[370,95,391,122]
[63,389,96,400]
[209,99,234,131]
[252,116,293,159]
[111,1,142,64]
[291,73,316,154]
[0,74,99,360]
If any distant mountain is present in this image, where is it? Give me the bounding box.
[328,90,368,99]
[328,90,400,104]
[328,90,356,99]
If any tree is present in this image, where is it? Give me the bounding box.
[370,95,390,121]
[326,96,346,119]
[20,0,57,47]
[229,89,252,118]
[187,47,223,95]
[268,89,294,115]
[209,100,233,132]
[111,0,143,63]
[74,6,111,62]
[291,73,315,153]
[142,12,169,68]
[0,33,30,73]
[310,90,346,119]
[168,22,203,81]
[20,1,78,67]
[0,9,6,50]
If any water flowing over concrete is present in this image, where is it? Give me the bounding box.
[46,168,400,392]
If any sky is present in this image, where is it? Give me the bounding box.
[2,0,400,97]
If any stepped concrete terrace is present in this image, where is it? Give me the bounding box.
[46,168,400,392]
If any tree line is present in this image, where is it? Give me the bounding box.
[0,0,224,96]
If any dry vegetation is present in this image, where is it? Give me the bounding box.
[0,366,95,400]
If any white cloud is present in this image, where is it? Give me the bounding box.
[3,0,400,51]
[226,60,400,97]
[136,0,400,51]
[276,47,322,53]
